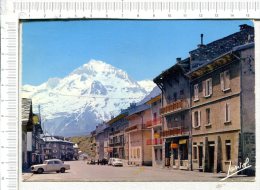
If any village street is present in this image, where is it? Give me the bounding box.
[22,160,254,182]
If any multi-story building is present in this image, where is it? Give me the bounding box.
[107,112,129,159]
[22,98,43,168]
[145,94,163,167]
[41,135,74,161]
[154,59,191,170]
[125,104,152,166]
[187,24,255,174]
[95,122,109,160]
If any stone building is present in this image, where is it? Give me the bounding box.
[187,24,255,174]
[125,104,152,166]
[145,94,163,167]
[154,59,191,170]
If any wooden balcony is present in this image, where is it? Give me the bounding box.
[161,127,189,138]
[160,99,189,116]
[146,138,163,145]
[145,118,162,128]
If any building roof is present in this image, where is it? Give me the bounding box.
[41,135,74,144]
[107,113,127,125]
[146,95,161,105]
[153,57,190,86]
[189,24,254,71]
[187,42,255,79]
[22,98,33,126]
[127,103,150,117]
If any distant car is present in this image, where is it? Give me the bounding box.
[111,158,123,167]
[101,158,108,165]
[108,158,115,165]
[31,159,70,174]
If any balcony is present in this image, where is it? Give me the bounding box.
[145,118,162,128]
[146,138,163,145]
[161,127,189,138]
[109,141,124,147]
[160,99,189,116]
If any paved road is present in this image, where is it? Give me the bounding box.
[23,160,254,182]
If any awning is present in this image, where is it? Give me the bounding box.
[179,139,187,144]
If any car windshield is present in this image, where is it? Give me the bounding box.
[115,159,122,162]
[43,161,48,164]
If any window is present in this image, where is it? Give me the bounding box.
[220,70,230,91]
[54,161,61,164]
[203,78,212,97]
[225,103,231,123]
[173,93,177,101]
[206,108,211,125]
[193,143,198,159]
[155,149,158,160]
[137,148,140,159]
[194,84,199,101]
[192,110,201,128]
[225,140,231,160]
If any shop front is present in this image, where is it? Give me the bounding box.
[164,137,190,170]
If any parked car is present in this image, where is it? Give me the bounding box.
[108,158,115,165]
[111,158,123,167]
[31,159,70,174]
[101,158,108,165]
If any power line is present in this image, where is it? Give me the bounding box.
[48,92,144,100]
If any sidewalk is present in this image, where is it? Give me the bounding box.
[22,168,34,181]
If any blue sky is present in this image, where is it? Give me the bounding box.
[22,20,253,85]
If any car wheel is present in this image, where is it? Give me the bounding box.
[37,168,44,174]
[56,171,60,173]
[60,168,65,173]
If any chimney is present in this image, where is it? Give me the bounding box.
[176,57,181,63]
[197,33,206,48]
[239,24,253,31]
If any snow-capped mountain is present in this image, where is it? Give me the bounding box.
[22,60,154,137]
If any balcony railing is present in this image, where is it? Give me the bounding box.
[161,127,189,137]
[145,118,162,128]
[146,138,163,145]
[160,99,189,115]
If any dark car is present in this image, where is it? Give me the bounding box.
[101,158,108,165]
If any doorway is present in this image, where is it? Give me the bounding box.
[198,145,203,169]
[208,145,215,172]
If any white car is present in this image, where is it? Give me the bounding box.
[31,159,70,174]
[111,158,123,167]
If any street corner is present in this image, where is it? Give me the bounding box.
[22,172,34,181]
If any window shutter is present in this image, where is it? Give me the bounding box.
[228,103,231,121]
[202,81,206,97]
[209,78,212,95]
[220,72,224,91]
[225,70,230,89]
[194,84,198,100]
[192,111,195,128]
[198,110,201,127]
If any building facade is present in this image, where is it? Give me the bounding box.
[107,112,129,159]
[95,122,110,160]
[41,135,74,161]
[154,60,192,170]
[187,24,255,174]
[125,104,152,166]
[145,95,163,167]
